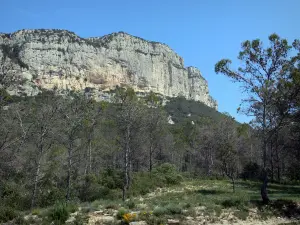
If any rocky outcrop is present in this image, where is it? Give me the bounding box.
[0,29,217,109]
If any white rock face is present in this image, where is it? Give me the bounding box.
[0,29,217,109]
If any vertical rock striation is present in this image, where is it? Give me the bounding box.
[0,29,217,109]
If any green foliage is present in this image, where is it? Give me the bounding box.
[0,89,13,104]
[241,162,262,180]
[116,207,128,220]
[165,203,182,214]
[0,44,29,69]
[100,168,123,190]
[77,174,115,202]
[125,199,136,209]
[129,172,161,196]
[221,199,243,208]
[164,97,223,123]
[233,210,249,220]
[153,206,168,216]
[152,204,182,216]
[0,206,18,223]
[0,181,30,210]
[152,163,183,185]
[48,202,70,225]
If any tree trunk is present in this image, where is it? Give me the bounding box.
[123,125,130,201]
[31,157,41,208]
[66,146,72,201]
[231,177,235,193]
[261,169,269,204]
[88,136,92,173]
[149,144,153,172]
[261,104,270,204]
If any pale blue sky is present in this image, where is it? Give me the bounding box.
[1,0,299,122]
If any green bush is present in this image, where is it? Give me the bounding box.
[153,206,168,216]
[221,199,243,208]
[78,174,112,202]
[116,207,128,220]
[0,206,18,223]
[130,172,159,196]
[152,163,183,185]
[240,162,262,180]
[48,202,70,225]
[166,203,182,214]
[100,168,123,189]
[38,186,65,208]
[0,181,30,210]
[125,199,136,209]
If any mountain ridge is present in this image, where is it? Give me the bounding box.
[0,29,217,109]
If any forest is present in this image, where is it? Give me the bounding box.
[0,34,299,224]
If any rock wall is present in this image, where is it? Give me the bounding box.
[0,29,217,109]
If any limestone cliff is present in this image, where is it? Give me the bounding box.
[0,29,217,109]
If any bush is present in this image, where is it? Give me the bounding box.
[166,203,182,214]
[221,199,243,208]
[240,162,262,180]
[125,199,136,209]
[0,181,31,210]
[130,172,159,196]
[153,206,168,216]
[116,207,128,220]
[100,168,123,189]
[0,206,18,223]
[152,163,183,185]
[286,162,300,181]
[78,174,113,202]
[48,202,70,225]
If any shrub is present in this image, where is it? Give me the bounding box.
[129,172,159,196]
[240,162,262,180]
[221,199,242,208]
[153,206,168,216]
[48,202,70,225]
[116,207,128,220]
[166,203,182,214]
[78,174,112,202]
[0,206,18,223]
[100,168,123,189]
[125,200,136,209]
[152,163,183,185]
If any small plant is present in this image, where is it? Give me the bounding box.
[31,208,41,216]
[125,200,136,209]
[48,202,70,225]
[166,203,182,215]
[122,213,136,224]
[116,207,128,220]
[153,206,168,216]
[234,210,249,220]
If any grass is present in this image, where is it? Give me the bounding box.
[136,179,300,222]
[11,179,300,224]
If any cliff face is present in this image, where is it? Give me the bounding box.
[0,29,217,109]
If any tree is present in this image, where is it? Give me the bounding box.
[215,34,299,203]
[23,92,62,208]
[58,93,86,201]
[113,87,145,201]
[144,92,167,172]
[215,115,239,192]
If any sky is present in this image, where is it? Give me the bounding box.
[1,0,300,122]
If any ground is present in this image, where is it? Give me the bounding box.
[22,179,300,225]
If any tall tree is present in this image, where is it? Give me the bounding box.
[113,87,145,201]
[215,34,299,203]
